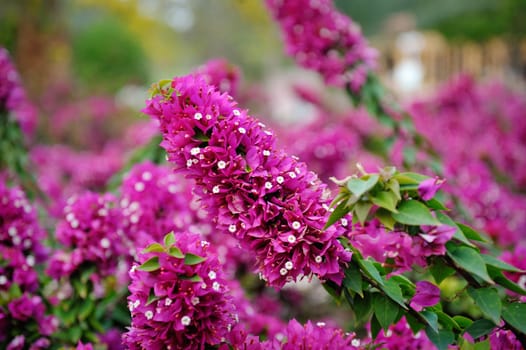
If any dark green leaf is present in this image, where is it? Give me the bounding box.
[375,208,396,230]
[430,259,456,284]
[406,313,426,333]
[324,200,349,230]
[421,310,439,333]
[322,280,342,302]
[392,200,441,226]
[453,315,473,329]
[502,302,526,334]
[346,174,379,197]
[436,310,461,331]
[352,293,373,323]
[425,328,455,350]
[78,298,95,321]
[343,263,363,297]
[138,256,160,272]
[168,246,184,259]
[181,274,203,282]
[487,266,526,295]
[482,254,524,273]
[164,232,176,247]
[72,278,88,299]
[467,287,501,325]
[390,275,416,296]
[354,201,373,224]
[146,289,159,305]
[381,278,407,309]
[68,326,82,344]
[184,253,206,265]
[457,223,487,242]
[360,259,384,286]
[425,198,448,211]
[373,293,399,331]
[142,243,165,254]
[465,319,496,339]
[447,245,493,284]
[370,313,382,339]
[371,191,399,213]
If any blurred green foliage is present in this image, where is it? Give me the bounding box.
[71,16,149,93]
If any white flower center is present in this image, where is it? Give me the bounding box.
[190,147,201,155]
[217,161,227,169]
[142,171,152,181]
[212,185,220,194]
[292,221,301,230]
[145,310,154,320]
[238,127,246,134]
[285,261,294,270]
[265,182,272,189]
[194,113,203,120]
[263,150,270,156]
[181,315,192,326]
[287,235,297,244]
[315,256,323,263]
[134,182,145,192]
[280,268,288,276]
[276,176,284,184]
[228,224,236,233]
[208,271,216,280]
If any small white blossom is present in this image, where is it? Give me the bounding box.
[145,310,154,320]
[142,171,152,181]
[165,298,173,306]
[265,182,272,189]
[228,224,236,233]
[181,315,192,326]
[208,271,217,280]
[315,255,323,263]
[276,176,284,184]
[134,182,145,192]
[288,172,296,179]
[233,109,241,116]
[217,160,227,169]
[238,127,246,134]
[292,221,301,230]
[190,147,201,155]
[191,297,200,305]
[212,185,220,194]
[280,268,288,276]
[100,238,111,249]
[263,150,271,156]
[285,261,294,270]
[287,235,297,244]
[212,281,220,291]
[194,112,203,120]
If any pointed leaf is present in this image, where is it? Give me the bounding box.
[425,328,455,350]
[181,274,203,282]
[346,174,379,198]
[465,319,496,339]
[453,315,473,329]
[487,266,526,295]
[457,223,487,242]
[430,259,456,284]
[138,256,160,272]
[502,302,526,334]
[370,313,382,339]
[394,172,430,185]
[386,179,401,200]
[164,232,176,247]
[482,254,524,273]
[324,200,350,229]
[375,208,396,230]
[78,298,95,321]
[447,245,493,284]
[467,287,501,325]
[360,259,384,286]
[354,201,373,224]
[421,310,439,333]
[371,191,399,213]
[343,263,363,297]
[392,200,441,226]
[373,293,399,331]
[425,198,448,211]
[184,253,206,265]
[142,243,165,254]
[436,212,475,247]
[352,293,373,323]
[168,246,184,259]
[381,278,407,309]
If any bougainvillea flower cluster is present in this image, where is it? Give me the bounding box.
[264,0,377,92]
[0,47,37,135]
[123,231,238,349]
[47,191,126,280]
[143,74,351,287]
[195,58,242,98]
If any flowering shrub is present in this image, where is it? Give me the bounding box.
[1,0,526,349]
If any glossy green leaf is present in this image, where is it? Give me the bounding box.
[436,310,461,331]
[375,208,396,230]
[487,266,526,295]
[435,212,475,248]
[370,313,382,339]
[482,254,524,273]
[168,246,184,259]
[386,179,401,200]
[453,315,473,329]
[324,200,349,230]
[371,191,399,213]
[457,223,487,242]
[421,310,439,333]
[354,201,373,224]
[381,278,407,309]
[425,328,455,350]
[502,302,526,334]
[346,174,379,197]
[392,200,441,226]
[184,253,206,265]
[430,259,456,284]
[146,289,159,305]
[138,256,160,272]
[343,263,363,297]
[467,287,501,325]
[425,198,448,211]
[164,232,176,247]
[373,293,399,331]
[360,259,384,286]
[390,274,416,296]
[142,243,165,254]
[352,293,373,323]
[447,245,493,284]
[78,298,95,321]
[465,319,496,339]
[394,172,429,185]
[181,274,203,282]
[406,313,426,333]
[474,340,490,350]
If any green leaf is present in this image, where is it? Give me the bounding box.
[425,328,455,350]
[474,340,490,350]
[354,201,373,224]
[425,198,448,211]
[346,174,379,198]
[457,223,487,242]
[181,274,203,282]
[487,266,526,295]
[352,293,373,323]
[322,280,342,302]
[164,232,176,247]
[146,289,159,305]
[78,298,95,321]
[453,315,473,329]
[324,200,349,230]
[482,254,524,273]
[380,278,407,309]
[373,293,400,331]
[343,263,363,297]
[168,246,184,259]
[375,208,396,230]
[68,326,82,344]
[502,302,526,334]
[421,310,439,333]
[465,319,496,339]
[371,191,399,213]
[394,172,429,185]
[184,253,206,265]
[360,259,384,286]
[467,287,501,325]
[370,313,382,339]
[142,243,165,254]
[435,212,475,247]
[406,313,426,333]
[386,179,401,200]
[392,200,441,226]
[447,245,493,284]
[390,275,416,296]
[436,310,461,331]
[138,256,160,272]
[430,259,456,284]
[72,278,88,299]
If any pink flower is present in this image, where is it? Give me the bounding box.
[418,177,445,201]
[195,58,241,98]
[143,74,351,287]
[409,281,440,312]
[264,0,376,92]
